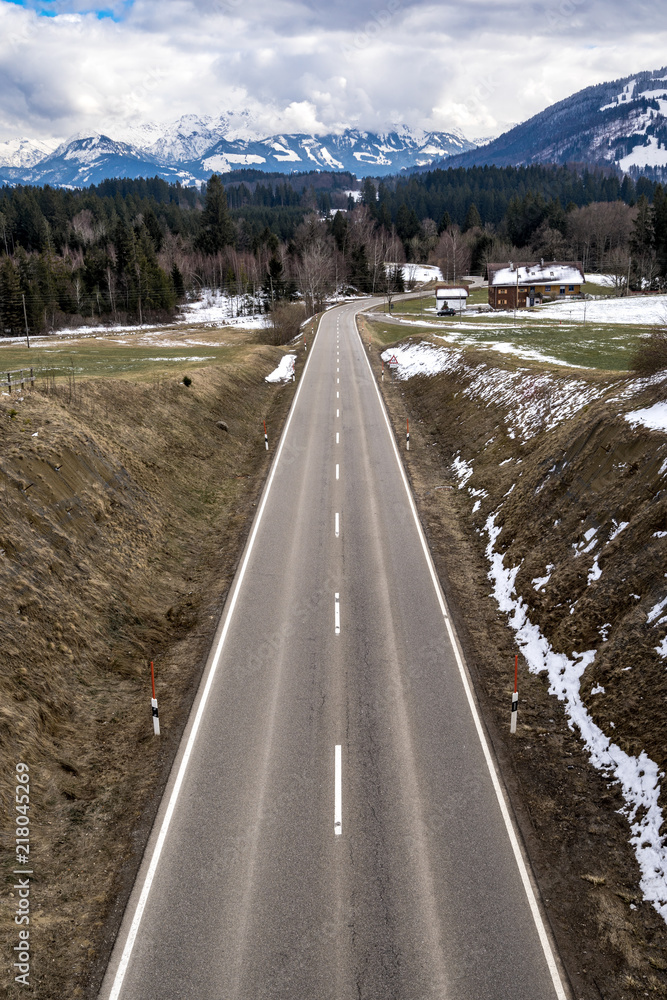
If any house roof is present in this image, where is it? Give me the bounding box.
[485,261,584,287]
[434,284,469,296]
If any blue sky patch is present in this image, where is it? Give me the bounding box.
[3,0,131,19]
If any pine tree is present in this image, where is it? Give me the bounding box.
[196,175,236,255]
[171,263,186,300]
[462,203,482,232]
[629,194,656,289]
[0,256,24,336]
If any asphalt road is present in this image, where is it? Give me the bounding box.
[100,298,569,1000]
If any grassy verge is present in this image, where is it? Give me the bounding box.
[0,329,307,998]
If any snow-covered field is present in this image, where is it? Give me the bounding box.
[177,289,270,328]
[536,294,667,326]
[584,273,618,287]
[385,262,443,285]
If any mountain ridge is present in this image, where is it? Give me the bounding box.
[434,67,667,177]
[0,115,476,187]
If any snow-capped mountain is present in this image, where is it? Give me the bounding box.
[0,136,60,170]
[441,67,667,176]
[0,115,476,187]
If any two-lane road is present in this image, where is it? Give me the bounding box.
[100,298,569,1000]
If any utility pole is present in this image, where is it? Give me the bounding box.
[22,293,30,349]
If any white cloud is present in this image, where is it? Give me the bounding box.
[0,0,666,143]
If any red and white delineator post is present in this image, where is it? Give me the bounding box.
[150,660,160,736]
[510,654,518,734]
[406,418,410,451]
[264,420,269,450]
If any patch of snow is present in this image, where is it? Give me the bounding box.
[599,623,611,641]
[656,636,667,659]
[532,564,555,592]
[588,555,602,584]
[626,402,667,434]
[654,531,667,538]
[648,596,667,624]
[591,684,605,695]
[609,520,629,541]
[265,354,296,383]
[574,527,598,557]
[485,513,667,921]
[452,453,473,488]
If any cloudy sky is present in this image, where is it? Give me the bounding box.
[1,0,666,143]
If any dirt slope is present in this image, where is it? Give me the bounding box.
[0,342,302,998]
[362,315,667,998]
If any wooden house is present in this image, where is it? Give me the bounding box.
[485,261,585,310]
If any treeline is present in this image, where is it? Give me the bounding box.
[1,162,667,336]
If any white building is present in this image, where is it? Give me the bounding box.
[435,285,469,312]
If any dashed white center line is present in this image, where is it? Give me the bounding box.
[337,378,339,383]
[335,512,339,537]
[334,744,342,836]
[334,593,340,634]
[336,391,339,398]
[336,463,339,479]
[336,409,339,418]
[336,432,339,444]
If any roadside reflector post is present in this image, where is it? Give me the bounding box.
[150,660,160,736]
[510,654,518,734]
[406,418,410,451]
[263,420,269,450]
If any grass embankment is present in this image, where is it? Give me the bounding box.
[360,312,667,998]
[368,307,652,371]
[0,323,311,998]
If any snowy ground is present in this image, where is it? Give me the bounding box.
[537,294,667,326]
[485,512,667,921]
[177,289,270,328]
[381,342,606,442]
[584,273,618,287]
[265,354,296,383]
[385,263,443,285]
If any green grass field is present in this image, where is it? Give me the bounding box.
[367,311,648,371]
[369,281,645,371]
[0,326,262,384]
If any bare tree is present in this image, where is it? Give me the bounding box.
[296,238,336,315]
[434,227,471,282]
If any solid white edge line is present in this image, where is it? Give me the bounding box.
[334,744,342,835]
[107,313,325,1000]
[354,309,569,1000]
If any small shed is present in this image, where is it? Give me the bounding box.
[435,284,469,312]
